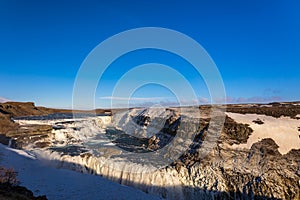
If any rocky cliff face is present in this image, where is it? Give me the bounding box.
[173,138,299,199]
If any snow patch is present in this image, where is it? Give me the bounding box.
[226,112,300,154]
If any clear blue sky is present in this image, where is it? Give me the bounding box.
[0,0,299,108]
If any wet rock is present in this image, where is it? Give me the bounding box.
[49,145,89,156]
[0,134,11,146]
[98,147,122,158]
[34,141,51,148]
[148,135,160,150]
[5,124,53,148]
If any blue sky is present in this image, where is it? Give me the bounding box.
[0,0,299,108]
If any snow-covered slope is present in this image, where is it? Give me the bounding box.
[0,144,161,200]
[226,112,300,154]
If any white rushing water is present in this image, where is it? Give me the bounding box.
[8,106,231,199]
[11,108,200,199]
[8,138,13,147]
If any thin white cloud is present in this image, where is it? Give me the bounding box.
[109,98,206,108]
[236,96,283,103]
[0,97,11,103]
[218,96,283,104]
[198,97,209,103]
[99,96,173,101]
[98,95,285,108]
[98,96,211,108]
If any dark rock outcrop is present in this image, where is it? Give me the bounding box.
[221,116,253,145]
[253,118,264,124]
[0,183,47,200]
[226,103,300,118]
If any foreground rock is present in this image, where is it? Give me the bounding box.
[0,183,47,200]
